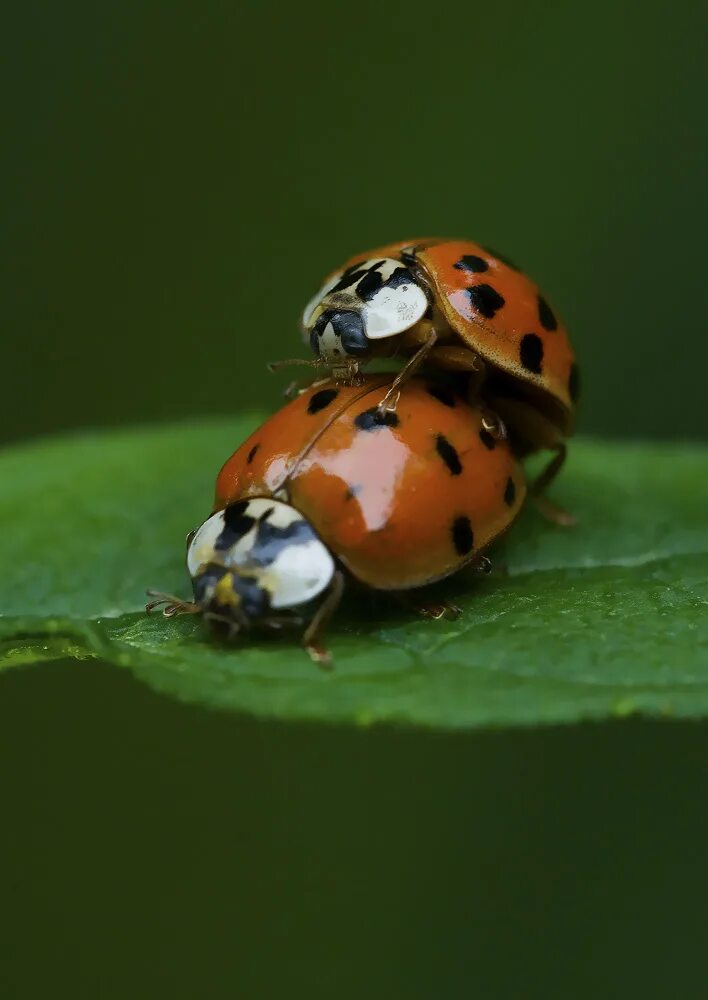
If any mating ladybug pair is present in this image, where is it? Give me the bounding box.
[148,238,578,664]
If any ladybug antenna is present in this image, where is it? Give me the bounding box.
[267,357,326,373]
[145,589,200,618]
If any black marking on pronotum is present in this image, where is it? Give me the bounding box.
[519,333,544,374]
[246,444,260,464]
[328,263,369,295]
[435,434,463,476]
[479,428,496,450]
[308,388,339,414]
[538,295,558,331]
[312,309,369,356]
[217,500,256,548]
[356,268,384,301]
[452,516,474,556]
[504,476,516,506]
[569,362,581,403]
[427,383,457,408]
[454,255,489,274]
[467,283,505,319]
[354,407,400,431]
[249,517,317,567]
[384,265,416,290]
[344,484,363,501]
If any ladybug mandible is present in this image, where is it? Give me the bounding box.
[275,238,578,510]
[147,375,526,664]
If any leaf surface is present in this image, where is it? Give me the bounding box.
[2,420,707,728]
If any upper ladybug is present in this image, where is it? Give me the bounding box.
[298,238,578,448]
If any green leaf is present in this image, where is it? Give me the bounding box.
[2,419,707,729]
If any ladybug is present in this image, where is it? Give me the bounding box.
[147,375,526,664]
[276,238,578,512]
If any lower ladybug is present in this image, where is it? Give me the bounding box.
[147,375,526,663]
[273,237,578,520]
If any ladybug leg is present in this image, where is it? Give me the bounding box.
[283,379,305,400]
[301,570,345,669]
[264,614,305,630]
[145,590,200,617]
[480,409,507,442]
[459,555,508,579]
[376,331,439,414]
[330,359,367,387]
[487,396,576,528]
[268,358,328,398]
[423,345,486,397]
[393,593,462,621]
[282,376,331,400]
[471,555,493,575]
[415,600,462,621]
[202,610,243,640]
[529,450,576,527]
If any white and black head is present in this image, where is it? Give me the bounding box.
[185,498,335,636]
[302,257,429,364]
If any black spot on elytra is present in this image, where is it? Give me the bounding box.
[354,407,400,431]
[520,333,544,374]
[538,295,558,332]
[454,255,489,274]
[569,362,581,403]
[482,245,521,271]
[435,434,462,476]
[504,476,516,506]
[246,444,259,464]
[308,388,339,414]
[344,484,362,501]
[452,516,474,556]
[467,283,505,319]
[479,428,496,450]
[427,384,457,408]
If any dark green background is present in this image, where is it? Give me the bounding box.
[4,2,708,997]
[5,0,708,445]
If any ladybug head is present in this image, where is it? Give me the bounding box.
[302,257,429,362]
[189,560,272,635]
[161,497,336,637]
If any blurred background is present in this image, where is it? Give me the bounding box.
[4,0,708,446]
[3,2,708,997]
